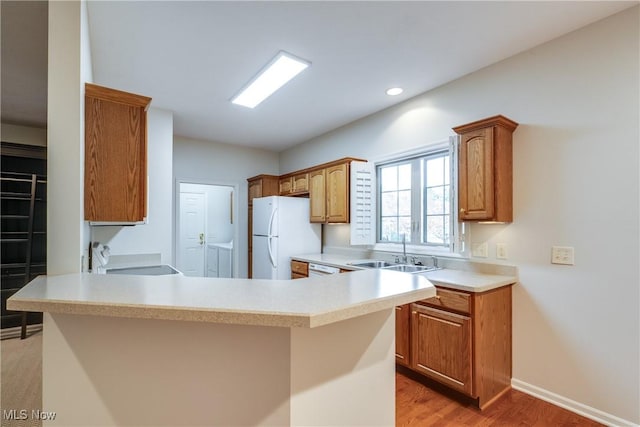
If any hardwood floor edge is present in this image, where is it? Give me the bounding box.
[511,378,638,427]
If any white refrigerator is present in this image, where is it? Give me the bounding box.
[252,196,321,279]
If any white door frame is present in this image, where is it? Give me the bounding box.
[174,179,239,278]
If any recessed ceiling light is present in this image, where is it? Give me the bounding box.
[231,51,310,109]
[386,87,403,96]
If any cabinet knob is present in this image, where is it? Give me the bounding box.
[460,208,465,214]
[434,295,441,300]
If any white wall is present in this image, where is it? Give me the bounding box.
[91,108,174,264]
[47,0,92,274]
[1,123,47,147]
[280,7,639,425]
[173,137,279,278]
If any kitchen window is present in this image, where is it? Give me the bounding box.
[376,138,465,254]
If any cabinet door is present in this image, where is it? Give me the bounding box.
[395,304,411,366]
[325,163,349,223]
[206,246,219,277]
[411,304,472,395]
[292,173,309,194]
[85,89,149,222]
[458,128,495,221]
[309,169,326,223]
[218,247,232,278]
[248,180,263,205]
[279,177,292,195]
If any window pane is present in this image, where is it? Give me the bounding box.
[444,184,450,214]
[444,156,450,185]
[425,216,445,244]
[425,186,445,214]
[425,157,444,187]
[381,192,398,216]
[444,215,450,244]
[380,166,397,191]
[398,190,411,216]
[399,217,412,243]
[398,164,412,190]
[380,217,398,242]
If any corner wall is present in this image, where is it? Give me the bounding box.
[279,7,640,425]
[173,137,279,278]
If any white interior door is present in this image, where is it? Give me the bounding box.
[178,192,206,276]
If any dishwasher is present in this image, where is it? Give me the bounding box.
[308,263,340,277]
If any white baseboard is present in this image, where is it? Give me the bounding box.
[512,378,639,427]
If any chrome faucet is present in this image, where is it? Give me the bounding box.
[431,255,438,269]
[401,234,408,264]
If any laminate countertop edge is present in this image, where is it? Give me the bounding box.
[7,270,436,328]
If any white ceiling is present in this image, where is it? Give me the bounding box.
[2,2,635,151]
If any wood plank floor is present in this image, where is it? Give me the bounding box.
[2,331,605,426]
[396,368,604,426]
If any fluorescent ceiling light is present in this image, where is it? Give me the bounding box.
[386,87,403,96]
[231,51,310,109]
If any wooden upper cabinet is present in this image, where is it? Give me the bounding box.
[325,163,349,223]
[279,176,293,195]
[248,175,278,206]
[454,115,518,223]
[84,83,151,222]
[292,173,309,194]
[309,169,326,223]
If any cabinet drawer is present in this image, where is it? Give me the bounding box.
[290,260,309,276]
[291,272,307,280]
[419,287,471,314]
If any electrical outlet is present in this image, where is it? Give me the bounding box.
[551,246,574,265]
[471,242,488,258]
[496,243,507,260]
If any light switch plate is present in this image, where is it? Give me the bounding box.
[472,242,488,258]
[551,246,574,265]
[496,243,507,260]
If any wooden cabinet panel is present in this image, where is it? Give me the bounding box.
[309,169,326,223]
[292,173,309,194]
[291,272,307,280]
[405,284,513,410]
[395,304,411,367]
[84,83,151,222]
[290,260,309,276]
[419,287,471,314]
[325,163,349,223]
[454,115,517,223]
[411,304,472,395]
[279,177,292,195]
[459,127,495,220]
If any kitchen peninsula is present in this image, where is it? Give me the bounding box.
[8,269,435,426]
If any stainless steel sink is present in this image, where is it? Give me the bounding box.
[105,265,181,276]
[347,260,395,268]
[381,264,438,273]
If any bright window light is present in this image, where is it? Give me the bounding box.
[231,51,310,109]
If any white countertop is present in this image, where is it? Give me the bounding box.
[7,270,435,328]
[291,253,517,293]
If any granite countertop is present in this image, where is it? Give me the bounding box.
[291,253,517,293]
[7,270,435,328]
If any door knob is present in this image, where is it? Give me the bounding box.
[199,233,204,245]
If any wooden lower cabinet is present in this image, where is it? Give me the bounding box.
[411,304,472,395]
[290,260,309,279]
[399,284,513,409]
[395,304,411,367]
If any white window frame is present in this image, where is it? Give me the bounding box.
[371,136,468,257]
